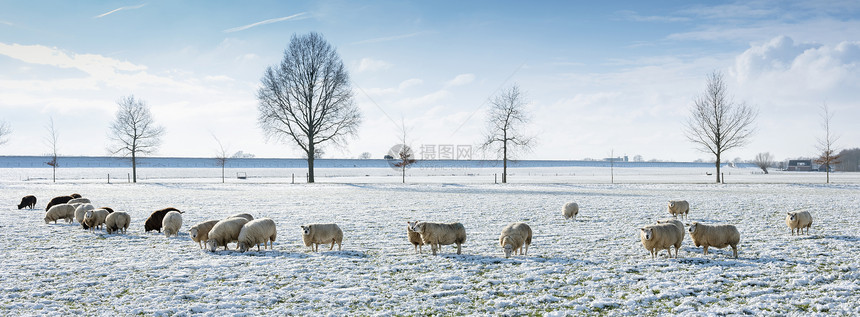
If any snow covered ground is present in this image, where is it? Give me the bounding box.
[1,169,858,315]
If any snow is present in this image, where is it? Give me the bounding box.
[1,166,859,315]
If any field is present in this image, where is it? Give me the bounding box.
[1,167,859,315]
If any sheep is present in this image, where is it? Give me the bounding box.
[144,207,183,232]
[100,207,115,213]
[67,198,91,205]
[301,223,343,252]
[105,211,131,234]
[237,218,277,252]
[499,222,532,258]
[70,193,82,199]
[162,211,183,237]
[786,211,813,235]
[189,220,220,249]
[412,222,466,256]
[45,195,74,211]
[407,221,424,254]
[206,217,249,251]
[75,203,95,227]
[83,209,110,231]
[228,213,254,221]
[668,200,690,219]
[656,218,685,245]
[44,204,75,224]
[639,223,683,259]
[688,221,740,259]
[562,202,579,221]
[18,195,36,209]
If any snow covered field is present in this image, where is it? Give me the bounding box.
[2,169,859,315]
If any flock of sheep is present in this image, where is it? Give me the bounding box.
[21,194,815,259]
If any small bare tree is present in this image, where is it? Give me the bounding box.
[0,120,10,145]
[684,71,758,183]
[359,152,372,159]
[392,119,417,184]
[815,103,840,183]
[479,84,535,183]
[213,134,229,183]
[45,117,59,182]
[258,32,362,183]
[108,95,165,183]
[754,152,774,174]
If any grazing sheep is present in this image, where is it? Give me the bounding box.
[640,223,683,259]
[668,200,690,219]
[688,221,740,259]
[75,203,95,227]
[206,217,249,251]
[786,211,813,235]
[83,209,110,231]
[190,220,220,249]
[499,222,532,258]
[237,218,277,252]
[228,213,254,221]
[562,202,579,221]
[301,223,343,252]
[45,195,74,211]
[407,221,424,254]
[44,204,75,224]
[162,211,183,237]
[144,207,183,232]
[412,222,467,256]
[67,198,91,205]
[18,195,36,209]
[105,211,131,234]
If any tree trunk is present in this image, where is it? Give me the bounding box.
[502,137,508,184]
[307,143,315,183]
[132,151,137,183]
[221,164,225,183]
[52,164,56,183]
[715,153,721,184]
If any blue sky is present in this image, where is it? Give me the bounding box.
[1,1,858,161]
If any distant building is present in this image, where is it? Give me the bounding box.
[786,160,813,171]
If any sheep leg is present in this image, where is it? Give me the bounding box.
[329,240,335,251]
[456,243,461,255]
[731,245,738,259]
[703,246,709,255]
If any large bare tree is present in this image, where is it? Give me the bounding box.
[108,95,165,183]
[45,117,59,183]
[684,71,757,183]
[0,120,10,145]
[257,32,361,183]
[479,84,535,183]
[754,152,774,174]
[814,102,840,183]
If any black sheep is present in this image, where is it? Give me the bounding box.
[17,195,37,209]
[45,195,73,211]
[144,207,183,232]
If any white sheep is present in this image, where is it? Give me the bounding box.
[412,222,467,256]
[44,204,75,224]
[75,203,95,225]
[189,220,220,249]
[785,211,813,235]
[656,218,685,248]
[668,200,689,219]
[67,198,91,205]
[162,211,183,237]
[206,217,249,251]
[83,209,109,231]
[688,221,740,258]
[105,211,131,234]
[301,223,343,252]
[228,213,254,221]
[237,218,277,252]
[407,221,424,254]
[499,222,532,258]
[639,223,683,259]
[562,202,579,221]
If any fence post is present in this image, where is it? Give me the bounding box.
[292,173,295,184]
[127,173,130,183]
[108,174,110,184]
[721,173,725,184]
[494,173,497,184]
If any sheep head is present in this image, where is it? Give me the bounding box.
[237,242,248,252]
[190,228,199,240]
[407,221,418,232]
[206,239,218,252]
[412,222,426,234]
[688,222,699,234]
[640,228,653,241]
[787,212,797,222]
[301,225,310,236]
[501,237,514,258]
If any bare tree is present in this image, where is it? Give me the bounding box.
[257,32,361,183]
[108,95,165,183]
[815,103,840,183]
[391,119,417,184]
[684,71,758,183]
[359,152,372,159]
[0,120,10,145]
[479,84,535,183]
[754,152,774,174]
[44,117,59,182]
[213,134,229,183]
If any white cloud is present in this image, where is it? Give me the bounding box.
[223,13,307,33]
[95,4,146,18]
[398,78,422,90]
[445,73,475,87]
[357,58,392,72]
